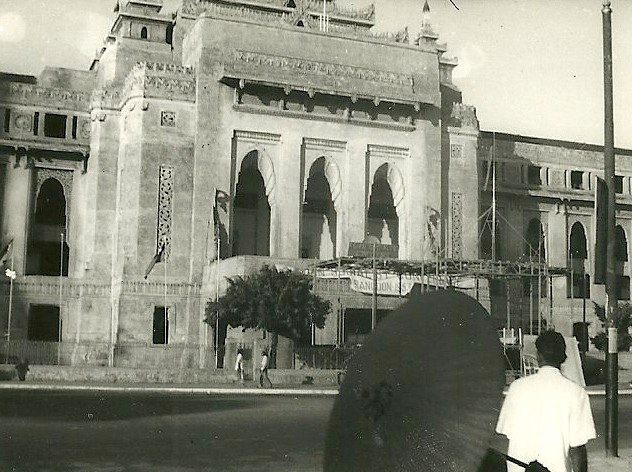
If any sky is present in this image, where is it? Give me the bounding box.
[0,0,630,148]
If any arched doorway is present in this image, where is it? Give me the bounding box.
[301,157,336,259]
[367,164,398,246]
[568,222,589,298]
[26,178,69,275]
[233,151,270,256]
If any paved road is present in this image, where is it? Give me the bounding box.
[0,391,630,471]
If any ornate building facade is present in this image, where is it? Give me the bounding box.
[0,0,629,366]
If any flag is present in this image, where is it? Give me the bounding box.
[144,239,166,279]
[0,239,13,266]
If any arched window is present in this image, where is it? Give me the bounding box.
[26,178,69,276]
[233,151,270,256]
[616,225,628,262]
[301,157,336,259]
[568,222,589,299]
[296,20,305,27]
[569,222,588,260]
[367,164,399,247]
[140,26,148,39]
[286,0,297,7]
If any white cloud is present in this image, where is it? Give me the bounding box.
[0,12,26,43]
[72,11,112,58]
[452,44,487,80]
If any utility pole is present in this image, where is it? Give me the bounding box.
[602,0,618,457]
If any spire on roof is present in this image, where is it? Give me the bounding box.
[422,0,431,29]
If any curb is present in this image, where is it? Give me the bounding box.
[0,383,339,396]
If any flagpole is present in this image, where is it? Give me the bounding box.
[164,240,167,345]
[58,232,64,365]
[5,246,14,365]
[215,234,220,368]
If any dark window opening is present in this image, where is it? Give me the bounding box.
[44,113,67,138]
[567,273,590,299]
[286,0,297,7]
[569,222,588,259]
[141,26,148,39]
[152,306,169,344]
[27,304,60,341]
[617,275,630,301]
[71,116,78,139]
[296,20,305,27]
[166,24,174,44]
[616,225,628,262]
[615,175,624,194]
[570,170,583,189]
[3,109,9,133]
[525,218,546,261]
[527,165,542,185]
[33,112,39,135]
[26,178,69,276]
[343,308,389,345]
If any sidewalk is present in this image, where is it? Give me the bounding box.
[0,379,339,395]
[589,450,632,471]
[1,379,632,396]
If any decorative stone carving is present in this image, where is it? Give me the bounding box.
[161,111,176,127]
[451,192,463,259]
[394,26,409,43]
[367,144,409,159]
[122,62,196,104]
[234,130,281,144]
[34,167,74,225]
[450,144,463,160]
[13,113,33,132]
[233,50,413,87]
[303,137,346,151]
[157,165,174,261]
[450,102,479,129]
[6,82,90,110]
[79,120,91,139]
[257,152,277,206]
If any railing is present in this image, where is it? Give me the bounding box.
[293,345,360,370]
[0,340,215,369]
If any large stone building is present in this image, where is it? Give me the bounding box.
[0,0,629,367]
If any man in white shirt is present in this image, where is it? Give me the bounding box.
[496,331,596,472]
[259,350,272,388]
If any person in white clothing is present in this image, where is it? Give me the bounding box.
[496,331,596,472]
[234,348,244,383]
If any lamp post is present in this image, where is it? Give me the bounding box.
[4,266,16,364]
[602,0,618,457]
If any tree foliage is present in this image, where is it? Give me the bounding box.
[591,301,632,352]
[205,265,331,346]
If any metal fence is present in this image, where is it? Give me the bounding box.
[293,345,359,370]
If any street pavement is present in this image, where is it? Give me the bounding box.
[0,385,630,471]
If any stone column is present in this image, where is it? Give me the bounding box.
[344,141,367,253]
[2,158,31,273]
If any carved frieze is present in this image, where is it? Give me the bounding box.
[451,192,463,259]
[122,62,196,104]
[303,137,346,151]
[157,165,174,261]
[80,120,91,139]
[234,130,281,144]
[5,82,90,111]
[234,50,413,88]
[367,144,409,159]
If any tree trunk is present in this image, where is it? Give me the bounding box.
[270,331,278,369]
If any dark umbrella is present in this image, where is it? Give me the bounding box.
[324,291,506,472]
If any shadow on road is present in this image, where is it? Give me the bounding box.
[0,392,255,422]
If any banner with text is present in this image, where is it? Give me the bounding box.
[349,274,417,296]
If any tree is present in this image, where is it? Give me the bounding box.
[591,301,632,352]
[205,265,331,367]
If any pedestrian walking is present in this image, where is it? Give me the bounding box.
[235,348,244,383]
[259,350,272,388]
[496,330,596,472]
[15,358,29,381]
